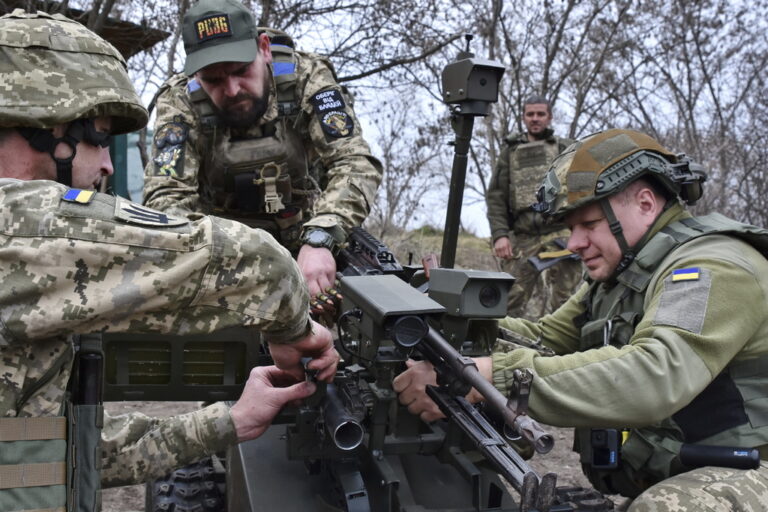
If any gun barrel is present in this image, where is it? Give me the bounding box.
[323,384,364,451]
[425,328,554,454]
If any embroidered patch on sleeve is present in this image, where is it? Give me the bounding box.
[311,89,354,138]
[653,268,712,334]
[114,197,188,227]
[153,119,188,177]
[62,189,95,204]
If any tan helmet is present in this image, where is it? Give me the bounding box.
[533,129,706,218]
[0,10,148,134]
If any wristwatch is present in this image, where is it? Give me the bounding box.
[301,228,338,254]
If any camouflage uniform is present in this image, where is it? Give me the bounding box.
[486,132,582,318]
[143,44,382,249]
[0,179,310,486]
[492,130,768,510]
[0,9,315,504]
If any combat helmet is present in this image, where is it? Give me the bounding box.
[532,129,707,275]
[0,10,148,185]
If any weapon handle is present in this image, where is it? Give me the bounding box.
[425,327,554,454]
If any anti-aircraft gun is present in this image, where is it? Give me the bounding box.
[101,35,613,512]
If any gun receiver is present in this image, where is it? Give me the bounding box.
[338,226,403,277]
[337,273,557,511]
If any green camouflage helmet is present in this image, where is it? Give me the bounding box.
[0,10,147,134]
[533,129,706,218]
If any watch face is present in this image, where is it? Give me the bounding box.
[306,230,333,248]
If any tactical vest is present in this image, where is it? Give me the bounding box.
[188,29,319,249]
[574,214,768,497]
[0,335,102,512]
[507,135,571,235]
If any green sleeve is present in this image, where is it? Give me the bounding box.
[486,145,513,242]
[493,237,768,428]
[498,282,588,355]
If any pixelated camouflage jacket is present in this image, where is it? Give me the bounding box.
[486,132,572,242]
[143,48,382,247]
[0,179,310,485]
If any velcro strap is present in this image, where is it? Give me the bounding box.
[0,417,67,441]
[0,461,66,489]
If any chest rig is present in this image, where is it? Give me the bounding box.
[574,213,768,497]
[188,30,319,249]
[508,136,570,216]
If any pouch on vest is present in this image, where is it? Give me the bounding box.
[68,334,104,512]
[0,416,68,512]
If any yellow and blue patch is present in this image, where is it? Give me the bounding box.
[62,189,95,204]
[671,267,700,282]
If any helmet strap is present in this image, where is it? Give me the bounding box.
[17,123,88,187]
[599,198,636,276]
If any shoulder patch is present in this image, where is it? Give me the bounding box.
[114,198,188,227]
[671,267,700,282]
[62,189,95,204]
[310,89,354,138]
[311,89,346,113]
[653,268,711,334]
[320,111,354,138]
[187,78,202,93]
[153,117,188,177]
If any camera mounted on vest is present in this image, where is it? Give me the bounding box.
[441,34,505,116]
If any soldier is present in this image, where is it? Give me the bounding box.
[0,9,338,510]
[486,95,581,318]
[143,0,383,303]
[397,129,768,511]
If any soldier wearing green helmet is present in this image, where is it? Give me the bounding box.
[396,129,768,511]
[0,10,338,512]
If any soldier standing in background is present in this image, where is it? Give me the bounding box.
[143,0,382,306]
[0,10,337,510]
[486,95,582,318]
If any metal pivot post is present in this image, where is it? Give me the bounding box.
[439,34,505,268]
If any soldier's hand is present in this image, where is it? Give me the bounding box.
[393,359,445,422]
[268,320,338,382]
[229,366,317,442]
[297,245,337,296]
[493,236,513,259]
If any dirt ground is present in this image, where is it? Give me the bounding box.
[101,401,628,512]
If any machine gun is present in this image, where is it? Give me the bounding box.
[337,226,403,277]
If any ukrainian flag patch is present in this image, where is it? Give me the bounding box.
[62,189,95,204]
[672,267,700,282]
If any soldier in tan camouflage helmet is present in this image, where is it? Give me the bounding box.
[398,129,768,511]
[485,95,582,318]
[0,9,338,509]
[143,0,383,308]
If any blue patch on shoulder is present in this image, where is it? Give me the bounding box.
[187,79,201,93]
[273,62,295,76]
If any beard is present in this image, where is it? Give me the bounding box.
[217,70,271,129]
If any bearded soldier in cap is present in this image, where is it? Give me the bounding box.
[486,96,582,318]
[0,10,338,511]
[397,129,768,511]
[143,0,382,306]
